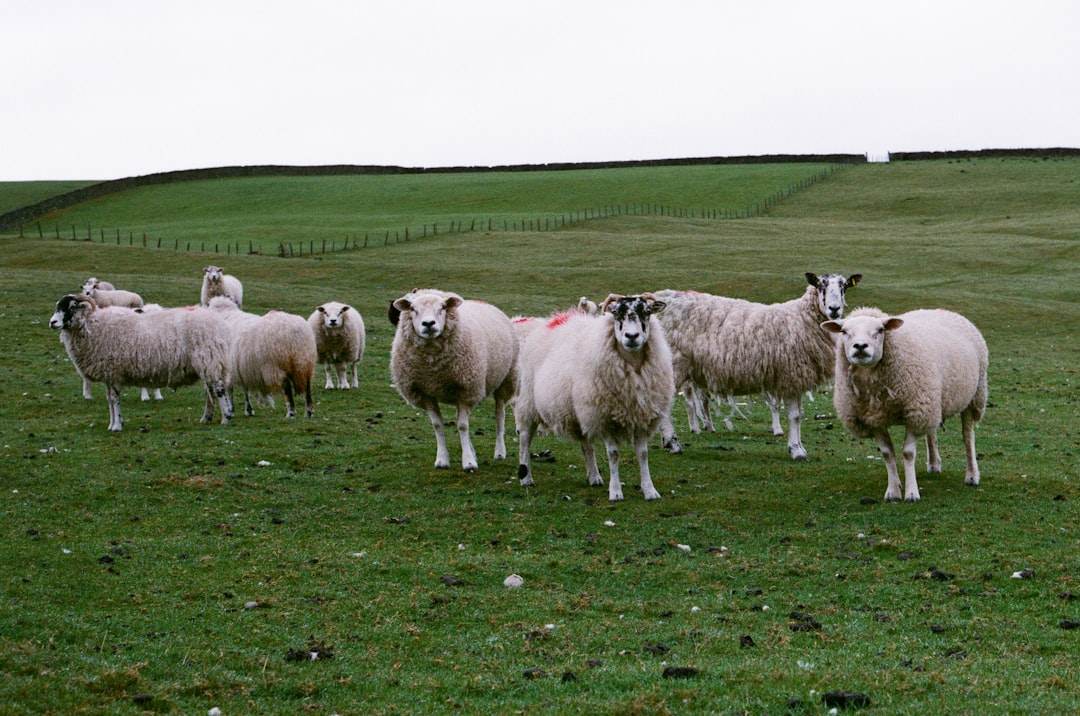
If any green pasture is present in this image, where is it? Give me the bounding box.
[0,158,1077,714]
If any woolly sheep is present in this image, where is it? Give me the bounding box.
[60,303,166,402]
[309,301,366,389]
[207,297,317,419]
[49,295,233,431]
[81,284,144,308]
[656,272,861,460]
[201,265,244,309]
[822,307,988,502]
[80,277,115,293]
[390,289,517,473]
[514,294,675,501]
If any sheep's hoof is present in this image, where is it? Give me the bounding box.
[905,494,921,502]
[643,490,662,500]
[664,438,683,455]
[884,492,902,502]
[463,465,478,474]
[789,445,808,461]
[965,476,980,486]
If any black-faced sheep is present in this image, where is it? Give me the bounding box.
[822,307,988,502]
[656,272,861,460]
[308,302,366,389]
[49,295,233,431]
[514,294,675,501]
[207,297,317,419]
[60,303,165,402]
[390,289,517,473]
[200,266,244,309]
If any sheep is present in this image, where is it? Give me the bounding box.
[655,272,861,460]
[207,297,317,419]
[200,265,244,309]
[49,295,233,431]
[822,306,988,502]
[81,284,144,308]
[514,294,675,501]
[59,303,166,402]
[80,277,114,293]
[389,288,517,473]
[309,301,366,389]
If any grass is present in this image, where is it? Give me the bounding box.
[0,158,1078,714]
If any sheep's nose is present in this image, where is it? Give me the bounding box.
[852,342,868,353]
[624,331,640,344]
[828,306,841,318]
[421,320,436,331]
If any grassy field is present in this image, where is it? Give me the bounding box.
[0,158,1078,714]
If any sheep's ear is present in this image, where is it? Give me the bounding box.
[806,272,819,286]
[392,297,412,313]
[600,294,622,314]
[648,300,667,315]
[444,296,463,311]
[884,317,904,331]
[340,305,350,314]
[821,320,842,334]
[847,274,862,288]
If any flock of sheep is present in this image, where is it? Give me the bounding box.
[50,269,988,504]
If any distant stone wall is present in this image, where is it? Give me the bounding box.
[888,147,1080,161]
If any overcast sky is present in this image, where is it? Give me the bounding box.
[5,0,1078,181]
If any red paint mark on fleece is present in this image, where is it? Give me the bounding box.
[546,312,573,329]
[512,317,533,324]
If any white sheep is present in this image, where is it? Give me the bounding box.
[656,272,861,460]
[80,277,115,293]
[514,294,675,501]
[60,303,166,402]
[200,265,244,309]
[308,301,366,389]
[49,295,233,431]
[81,284,144,308]
[207,297,317,418]
[822,306,988,502]
[390,289,517,473]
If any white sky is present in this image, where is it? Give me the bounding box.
[4,0,1079,180]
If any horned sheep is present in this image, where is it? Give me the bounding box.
[201,266,244,309]
[389,289,517,473]
[822,306,988,502]
[207,297,317,419]
[308,302,366,389]
[514,294,675,501]
[656,272,861,460]
[49,295,233,431]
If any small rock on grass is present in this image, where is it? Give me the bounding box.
[662,666,699,679]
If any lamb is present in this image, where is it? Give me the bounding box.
[514,294,675,501]
[822,306,988,502]
[207,297,317,418]
[81,284,144,308]
[80,277,115,293]
[49,295,233,431]
[200,265,244,309]
[655,272,861,460]
[308,301,366,389]
[389,288,517,473]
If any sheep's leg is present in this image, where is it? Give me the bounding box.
[204,380,232,425]
[723,395,748,431]
[336,364,349,390]
[699,391,715,432]
[683,388,700,434]
[658,411,683,455]
[455,403,478,473]
[926,429,942,473]
[152,388,163,401]
[324,365,336,390]
[303,380,314,418]
[283,379,297,419]
[581,441,604,487]
[82,377,93,400]
[962,410,980,486]
[901,428,921,502]
[517,425,534,486]
[765,393,784,436]
[350,361,359,389]
[634,434,661,500]
[784,396,808,461]
[243,389,256,417]
[603,438,623,501]
[426,403,451,469]
[106,384,123,431]
[876,430,903,502]
[492,396,507,460]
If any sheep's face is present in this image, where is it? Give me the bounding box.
[602,294,666,354]
[50,294,94,330]
[317,303,349,329]
[395,293,463,340]
[204,266,224,284]
[80,280,97,297]
[823,314,903,368]
[808,272,862,320]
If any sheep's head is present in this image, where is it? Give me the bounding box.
[393,291,462,340]
[601,293,666,354]
[807,272,862,320]
[204,265,224,284]
[316,302,350,329]
[80,278,98,296]
[50,294,96,330]
[822,312,903,368]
